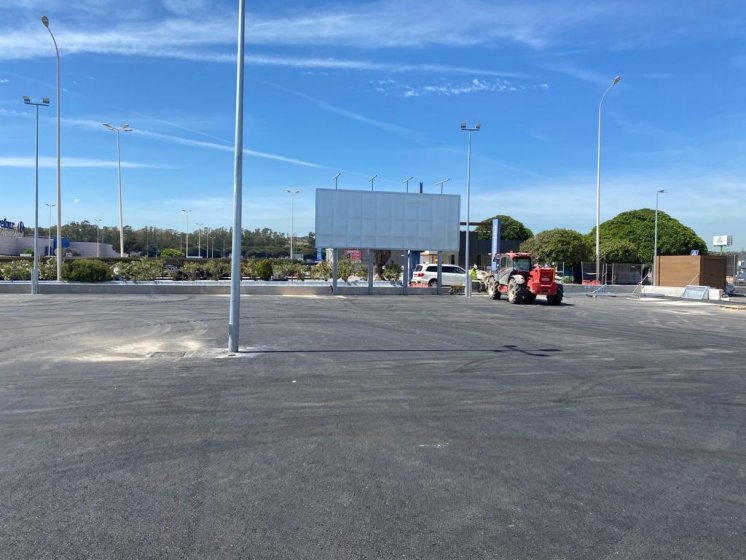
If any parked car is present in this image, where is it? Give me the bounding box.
[410,263,466,287]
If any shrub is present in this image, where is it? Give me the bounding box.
[40,258,58,280]
[338,258,353,282]
[63,259,112,283]
[241,259,256,279]
[0,260,32,280]
[256,259,273,281]
[181,261,205,281]
[311,260,332,280]
[204,259,230,280]
[118,258,164,281]
[382,261,402,281]
[160,248,183,258]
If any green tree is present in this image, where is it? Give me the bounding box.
[589,209,707,263]
[599,239,639,263]
[520,229,591,265]
[476,215,533,241]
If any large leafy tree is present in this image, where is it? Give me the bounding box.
[520,229,591,265]
[588,209,707,263]
[476,215,533,241]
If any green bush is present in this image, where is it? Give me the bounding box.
[118,258,164,281]
[256,259,273,281]
[181,261,205,281]
[338,258,353,282]
[242,259,258,279]
[204,259,229,280]
[160,248,183,258]
[63,259,112,283]
[0,260,32,280]
[382,261,402,281]
[40,258,58,280]
[311,260,332,280]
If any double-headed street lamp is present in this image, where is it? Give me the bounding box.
[23,95,50,295]
[595,75,621,285]
[653,189,667,286]
[460,122,481,298]
[41,15,62,281]
[102,123,132,257]
[286,189,300,260]
[181,209,192,257]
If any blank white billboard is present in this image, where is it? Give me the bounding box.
[315,189,460,251]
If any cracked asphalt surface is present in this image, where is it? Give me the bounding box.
[0,293,744,559]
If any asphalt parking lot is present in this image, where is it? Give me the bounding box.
[1,292,744,559]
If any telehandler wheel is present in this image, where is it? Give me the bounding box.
[487,278,501,300]
[547,284,564,305]
[507,279,522,304]
[524,293,536,304]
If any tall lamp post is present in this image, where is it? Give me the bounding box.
[653,189,667,286]
[94,218,102,258]
[369,174,377,191]
[436,178,450,194]
[41,15,62,281]
[595,75,621,285]
[228,0,246,352]
[102,123,132,257]
[181,209,192,257]
[460,122,481,298]
[403,176,414,193]
[23,95,49,295]
[333,172,341,189]
[285,189,300,260]
[45,203,55,256]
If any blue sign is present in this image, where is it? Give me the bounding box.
[491,218,500,272]
[316,247,322,261]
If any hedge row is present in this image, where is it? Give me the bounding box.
[0,257,383,283]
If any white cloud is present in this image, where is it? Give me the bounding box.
[2,1,733,63]
[0,156,163,169]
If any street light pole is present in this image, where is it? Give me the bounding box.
[45,203,55,256]
[369,174,377,191]
[333,172,341,190]
[228,0,246,353]
[595,75,621,286]
[41,16,62,281]
[94,218,102,258]
[403,176,414,193]
[181,209,191,258]
[653,189,667,287]
[102,124,132,257]
[285,189,300,260]
[436,178,450,194]
[460,122,481,298]
[23,96,49,295]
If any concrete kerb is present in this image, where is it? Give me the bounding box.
[0,280,442,296]
[0,280,728,300]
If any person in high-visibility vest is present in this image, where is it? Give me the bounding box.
[470,264,478,280]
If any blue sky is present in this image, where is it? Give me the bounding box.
[1,0,745,250]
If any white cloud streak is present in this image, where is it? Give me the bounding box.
[0,156,162,169]
[3,1,733,63]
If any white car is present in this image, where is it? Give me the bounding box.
[410,263,467,287]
